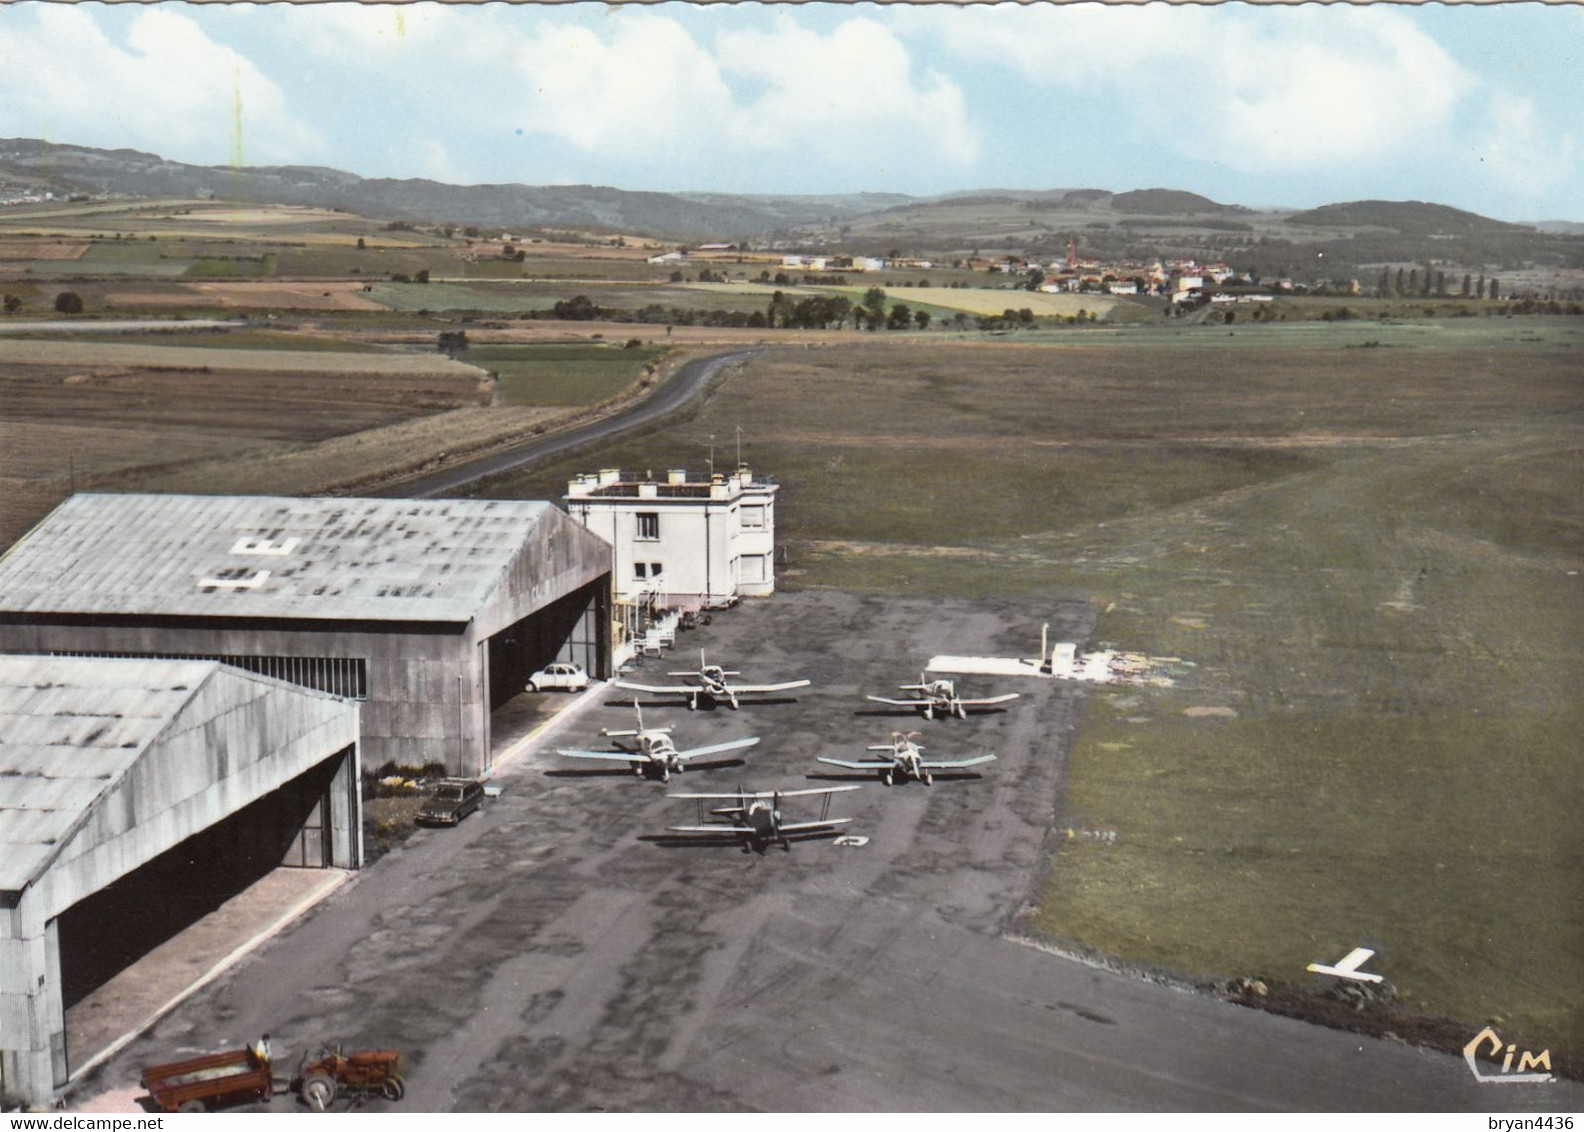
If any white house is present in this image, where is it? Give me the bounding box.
[564,467,780,611]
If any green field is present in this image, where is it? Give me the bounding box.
[469,320,1584,1058]
[22,329,394,353]
[0,336,482,375]
[467,342,668,406]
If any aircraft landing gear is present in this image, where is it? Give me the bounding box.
[881,770,894,786]
[921,770,934,786]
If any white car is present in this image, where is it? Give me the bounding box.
[527,663,589,693]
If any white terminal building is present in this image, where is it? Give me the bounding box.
[565,466,780,613]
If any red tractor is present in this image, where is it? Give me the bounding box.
[293,1044,405,1111]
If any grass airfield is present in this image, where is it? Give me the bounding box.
[3,198,1580,1068]
[475,322,1584,1063]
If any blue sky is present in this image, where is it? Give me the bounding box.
[1,2,1580,221]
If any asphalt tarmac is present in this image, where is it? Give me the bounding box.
[73,591,1582,1112]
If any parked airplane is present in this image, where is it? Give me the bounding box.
[555,701,760,783]
[866,673,1019,720]
[666,785,859,850]
[817,731,996,786]
[615,650,810,710]
[1306,946,1385,984]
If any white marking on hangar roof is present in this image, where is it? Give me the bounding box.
[0,494,564,623]
[0,656,250,892]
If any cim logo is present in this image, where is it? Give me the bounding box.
[1464,1026,1554,1084]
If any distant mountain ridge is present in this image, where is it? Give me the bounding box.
[2,139,1576,279]
[1284,199,1526,235]
[1113,188,1246,215]
[0,138,914,238]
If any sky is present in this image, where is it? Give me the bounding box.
[0,2,1581,222]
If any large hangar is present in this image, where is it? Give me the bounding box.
[0,494,614,777]
[0,655,361,1109]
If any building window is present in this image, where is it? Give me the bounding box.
[636,512,659,540]
[634,563,648,579]
[650,562,663,577]
[740,505,765,529]
[49,650,368,699]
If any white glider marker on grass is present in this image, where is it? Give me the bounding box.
[1306,946,1384,984]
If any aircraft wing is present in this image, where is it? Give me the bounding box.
[666,823,752,835]
[865,695,929,708]
[777,818,853,833]
[927,655,1047,678]
[674,736,762,761]
[818,757,893,770]
[774,784,863,798]
[921,753,998,769]
[557,749,648,763]
[958,693,1021,708]
[612,680,693,695]
[670,785,861,801]
[732,679,812,694]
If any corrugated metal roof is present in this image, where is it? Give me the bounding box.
[0,494,562,622]
[0,656,220,893]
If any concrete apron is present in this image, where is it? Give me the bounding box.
[62,684,604,1110]
[488,680,612,776]
[63,866,348,1108]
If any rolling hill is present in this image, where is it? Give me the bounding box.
[3,139,1579,279]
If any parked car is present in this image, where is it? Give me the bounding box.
[527,662,589,693]
[416,778,484,826]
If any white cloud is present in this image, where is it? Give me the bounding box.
[1473,90,1576,203]
[286,2,503,68]
[410,139,465,185]
[480,12,978,176]
[505,14,736,158]
[915,5,1473,173]
[0,6,320,165]
[715,17,977,167]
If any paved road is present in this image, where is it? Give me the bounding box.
[71,592,1582,1112]
[372,348,759,499]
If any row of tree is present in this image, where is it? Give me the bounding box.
[1376,266,1502,299]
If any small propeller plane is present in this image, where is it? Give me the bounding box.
[866,673,1019,720]
[817,731,996,786]
[614,649,810,710]
[666,784,859,850]
[555,701,760,783]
